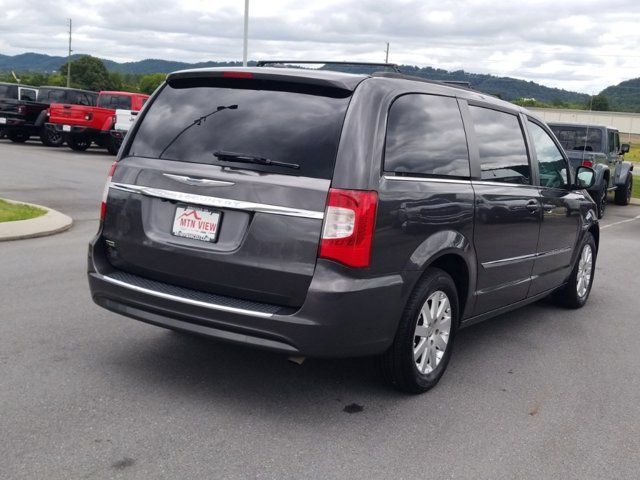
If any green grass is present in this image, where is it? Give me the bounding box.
[633,176,640,199]
[625,143,640,163]
[0,199,47,223]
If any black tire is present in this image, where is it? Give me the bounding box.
[106,137,121,156]
[380,268,459,394]
[67,135,91,152]
[614,174,632,206]
[40,128,64,147]
[592,183,607,219]
[552,232,596,309]
[7,129,30,143]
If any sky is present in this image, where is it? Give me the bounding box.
[1,0,639,94]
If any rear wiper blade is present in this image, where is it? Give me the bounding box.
[213,150,300,170]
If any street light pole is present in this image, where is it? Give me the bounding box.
[67,18,72,88]
[242,0,249,67]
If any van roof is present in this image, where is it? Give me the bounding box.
[166,66,531,116]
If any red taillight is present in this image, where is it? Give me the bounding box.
[318,189,378,268]
[222,71,253,79]
[100,162,118,220]
[582,159,593,168]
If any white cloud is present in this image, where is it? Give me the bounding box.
[0,0,639,92]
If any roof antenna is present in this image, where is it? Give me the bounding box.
[384,42,390,63]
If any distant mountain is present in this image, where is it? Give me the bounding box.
[599,78,640,112]
[0,52,243,75]
[0,51,612,105]
[327,64,590,104]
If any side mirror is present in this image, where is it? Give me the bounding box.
[621,143,630,155]
[575,166,596,189]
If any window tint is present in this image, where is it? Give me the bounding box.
[608,130,616,153]
[0,84,18,99]
[128,82,351,179]
[19,88,37,101]
[550,126,603,153]
[384,94,469,177]
[98,94,132,109]
[614,132,620,153]
[528,121,568,189]
[39,89,66,102]
[469,106,530,185]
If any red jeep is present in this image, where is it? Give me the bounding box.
[46,91,149,154]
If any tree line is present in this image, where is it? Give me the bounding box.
[0,55,165,94]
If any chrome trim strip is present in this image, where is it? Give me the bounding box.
[482,253,537,269]
[472,180,536,188]
[482,247,573,269]
[98,273,274,318]
[383,175,471,185]
[162,173,235,187]
[110,182,324,220]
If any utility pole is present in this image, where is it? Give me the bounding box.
[385,42,389,63]
[66,18,72,88]
[242,0,249,67]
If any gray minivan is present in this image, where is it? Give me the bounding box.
[88,67,599,393]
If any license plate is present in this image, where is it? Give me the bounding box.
[172,205,221,242]
[0,117,6,124]
[62,125,71,132]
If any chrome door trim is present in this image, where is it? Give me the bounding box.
[482,247,573,269]
[98,273,274,318]
[383,175,471,185]
[109,182,324,220]
[163,173,235,187]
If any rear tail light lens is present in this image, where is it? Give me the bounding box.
[100,162,118,221]
[582,159,593,168]
[319,189,378,268]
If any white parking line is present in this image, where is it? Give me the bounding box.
[601,214,640,230]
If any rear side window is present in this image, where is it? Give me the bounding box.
[19,88,37,101]
[384,94,469,177]
[469,106,530,185]
[98,95,132,109]
[128,81,351,179]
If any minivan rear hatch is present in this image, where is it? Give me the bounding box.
[102,69,362,307]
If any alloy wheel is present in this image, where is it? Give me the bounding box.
[576,244,593,298]
[413,290,452,374]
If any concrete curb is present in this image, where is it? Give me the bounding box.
[0,199,73,242]
[631,198,640,206]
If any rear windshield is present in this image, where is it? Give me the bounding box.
[98,94,132,109]
[37,89,66,103]
[128,80,351,179]
[550,126,603,153]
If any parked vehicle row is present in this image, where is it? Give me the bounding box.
[0,81,148,155]
[88,66,600,393]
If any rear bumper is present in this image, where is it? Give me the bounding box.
[0,116,28,127]
[46,122,106,136]
[88,236,409,357]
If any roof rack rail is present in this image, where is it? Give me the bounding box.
[256,60,402,73]
[371,72,474,91]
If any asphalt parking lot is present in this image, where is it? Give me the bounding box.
[1,139,640,479]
